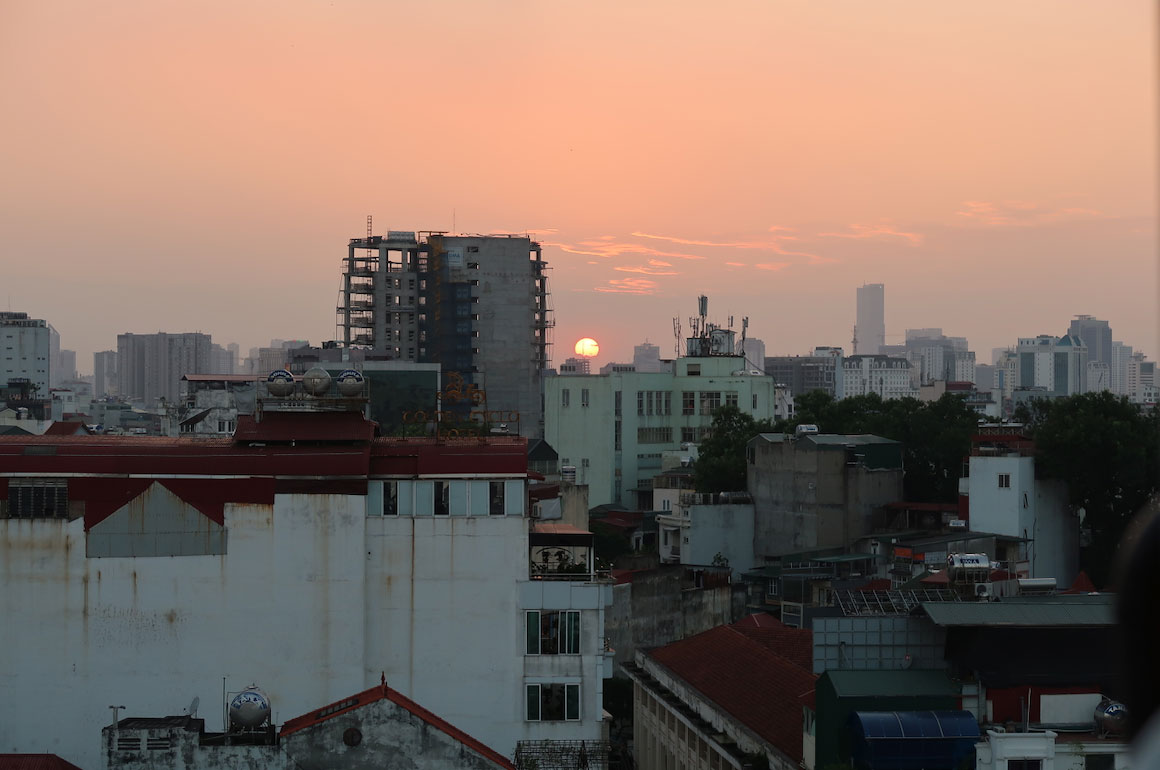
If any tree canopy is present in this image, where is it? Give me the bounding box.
[1013,392,1160,586]
[694,393,982,501]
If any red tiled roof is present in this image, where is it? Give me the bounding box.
[279,684,515,769]
[0,756,84,770]
[730,615,814,671]
[42,421,90,436]
[647,623,818,763]
[233,411,376,443]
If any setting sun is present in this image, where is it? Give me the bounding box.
[574,337,600,357]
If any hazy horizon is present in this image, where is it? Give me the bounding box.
[2,1,1155,372]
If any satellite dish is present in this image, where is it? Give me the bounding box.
[189,696,200,718]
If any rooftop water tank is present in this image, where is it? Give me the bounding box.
[301,367,332,396]
[229,685,271,728]
[266,370,295,398]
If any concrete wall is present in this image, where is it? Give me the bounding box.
[1,481,609,768]
[605,567,736,674]
[687,503,755,572]
[749,437,903,558]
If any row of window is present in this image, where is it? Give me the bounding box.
[559,389,590,408]
[562,389,751,414]
[376,480,524,517]
[3,479,69,519]
[637,391,672,416]
[526,683,580,722]
[526,610,580,655]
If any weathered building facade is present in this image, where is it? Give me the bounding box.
[0,403,612,768]
[747,433,903,559]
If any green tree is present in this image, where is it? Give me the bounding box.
[693,405,776,494]
[1015,392,1160,586]
[783,391,981,502]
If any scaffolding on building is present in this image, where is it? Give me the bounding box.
[514,740,611,770]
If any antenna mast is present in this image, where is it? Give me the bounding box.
[367,215,373,240]
[673,317,682,358]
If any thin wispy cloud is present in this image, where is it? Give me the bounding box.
[615,265,680,276]
[725,262,747,267]
[542,240,706,260]
[953,200,1112,227]
[594,277,659,294]
[630,230,829,263]
[818,222,924,244]
[755,262,790,271]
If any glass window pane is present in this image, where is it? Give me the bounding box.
[541,612,560,655]
[469,481,489,516]
[412,481,432,516]
[526,685,540,721]
[449,481,467,516]
[398,480,416,516]
[383,482,397,515]
[566,611,581,654]
[490,481,505,515]
[566,684,580,720]
[526,612,539,655]
[433,481,449,515]
[504,480,524,515]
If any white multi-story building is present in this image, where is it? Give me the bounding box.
[1127,352,1156,404]
[0,311,52,396]
[841,355,916,400]
[545,354,789,509]
[1014,335,1088,396]
[0,401,612,769]
[1110,341,1133,396]
[964,427,1077,585]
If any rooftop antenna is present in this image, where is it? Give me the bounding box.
[366,215,372,240]
[189,696,200,719]
[672,317,682,358]
[851,325,858,353]
[741,316,749,361]
[109,705,126,728]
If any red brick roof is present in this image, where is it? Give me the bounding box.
[280,683,515,769]
[0,756,84,770]
[647,622,817,763]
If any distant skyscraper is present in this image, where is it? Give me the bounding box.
[93,350,117,398]
[1111,341,1133,395]
[855,283,885,355]
[116,332,214,405]
[1068,315,1112,366]
[1015,335,1088,396]
[59,349,77,382]
[738,337,766,371]
[633,342,662,372]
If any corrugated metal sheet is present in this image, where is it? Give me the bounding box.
[921,599,1115,627]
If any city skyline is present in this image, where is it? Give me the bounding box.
[1,1,1155,369]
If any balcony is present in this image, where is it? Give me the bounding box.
[529,522,604,582]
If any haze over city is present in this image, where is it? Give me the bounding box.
[1,1,1155,365]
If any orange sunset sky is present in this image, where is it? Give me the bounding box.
[1,1,1155,369]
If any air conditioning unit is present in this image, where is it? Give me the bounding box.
[974,582,992,599]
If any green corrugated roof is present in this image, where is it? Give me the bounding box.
[814,553,884,563]
[804,434,900,446]
[921,598,1115,627]
[826,669,960,698]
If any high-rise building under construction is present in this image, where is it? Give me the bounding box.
[337,229,552,436]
